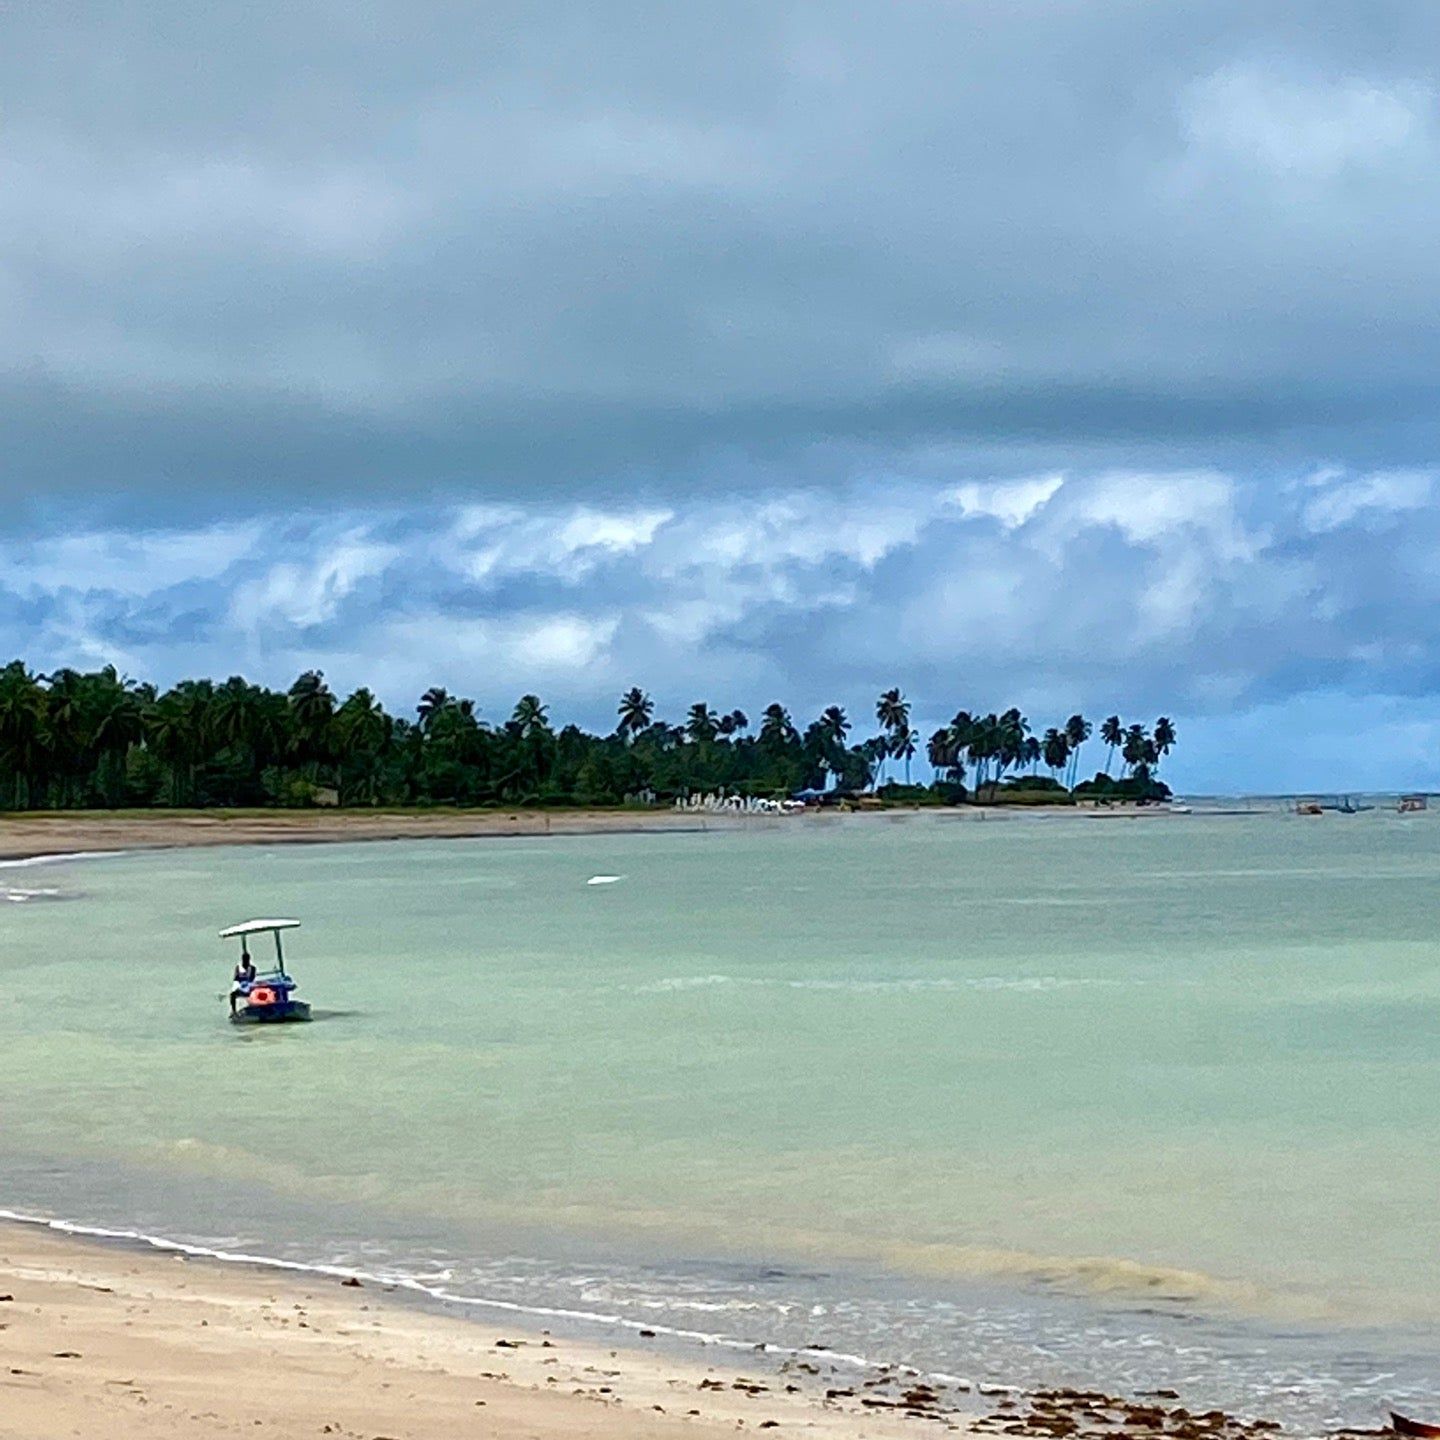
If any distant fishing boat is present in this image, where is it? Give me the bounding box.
[221,918,312,1025]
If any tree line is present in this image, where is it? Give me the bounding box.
[0,661,1176,810]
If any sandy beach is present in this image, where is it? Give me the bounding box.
[0,1221,981,1440]
[0,807,759,864]
[0,1221,1312,1440]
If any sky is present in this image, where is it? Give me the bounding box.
[5,1,1440,792]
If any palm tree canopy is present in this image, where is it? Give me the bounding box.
[685,703,719,743]
[875,687,910,736]
[510,694,550,737]
[417,687,451,730]
[616,687,654,737]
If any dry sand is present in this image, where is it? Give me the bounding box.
[0,1222,979,1440]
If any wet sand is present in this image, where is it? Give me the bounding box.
[0,808,757,863]
[0,1222,972,1439]
[0,801,1191,865]
[0,1222,1314,1440]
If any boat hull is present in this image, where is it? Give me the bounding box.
[231,1000,312,1025]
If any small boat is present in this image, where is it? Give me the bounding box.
[221,918,312,1024]
[1391,1414,1440,1438]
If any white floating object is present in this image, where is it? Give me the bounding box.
[586,875,623,886]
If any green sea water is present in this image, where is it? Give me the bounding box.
[3,811,1439,1427]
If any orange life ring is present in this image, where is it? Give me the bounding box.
[248,986,276,1007]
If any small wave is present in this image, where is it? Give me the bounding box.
[586,874,624,886]
[640,974,747,992]
[637,974,1121,996]
[0,1207,892,1378]
[2,886,68,903]
[0,850,122,870]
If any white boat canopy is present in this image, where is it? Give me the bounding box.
[219,918,301,939]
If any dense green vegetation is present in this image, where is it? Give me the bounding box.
[0,661,1176,809]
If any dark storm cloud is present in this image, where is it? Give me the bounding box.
[6,1,1440,517]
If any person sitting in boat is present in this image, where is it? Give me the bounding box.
[229,952,257,1014]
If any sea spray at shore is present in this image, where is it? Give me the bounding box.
[4,815,1440,1430]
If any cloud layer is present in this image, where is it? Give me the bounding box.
[5,4,1440,787]
[5,465,1439,791]
[7,3,1440,517]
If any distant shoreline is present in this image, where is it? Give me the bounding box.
[0,807,767,864]
[0,800,1222,864]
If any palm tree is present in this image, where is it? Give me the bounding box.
[965,713,992,793]
[417,687,451,732]
[1042,727,1070,780]
[211,676,262,755]
[0,661,48,808]
[874,688,910,785]
[1100,715,1123,776]
[875,688,909,735]
[510,694,550,738]
[1121,723,1149,779]
[870,732,891,784]
[991,708,1029,787]
[1153,717,1177,767]
[818,705,850,746]
[758,703,798,750]
[718,709,749,738]
[685,703,719,744]
[616,687,654,741]
[288,671,336,785]
[927,727,964,783]
[897,727,919,784]
[91,667,145,806]
[335,688,393,803]
[1063,714,1091,790]
[144,681,213,805]
[859,736,887,788]
[43,668,92,807]
[504,695,552,798]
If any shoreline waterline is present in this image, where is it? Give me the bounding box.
[3,1211,1322,1440]
[0,1217,987,1440]
[0,796,1223,864]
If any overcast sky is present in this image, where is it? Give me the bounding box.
[5,1,1440,791]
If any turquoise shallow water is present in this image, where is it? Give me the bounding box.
[3,812,1439,1429]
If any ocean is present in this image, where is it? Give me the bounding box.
[3,810,1438,1432]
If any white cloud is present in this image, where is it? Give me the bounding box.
[230,531,397,630]
[370,612,620,692]
[1302,468,1435,532]
[445,504,674,586]
[1040,470,1258,560]
[944,474,1064,529]
[4,522,262,597]
[1181,64,1431,178]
